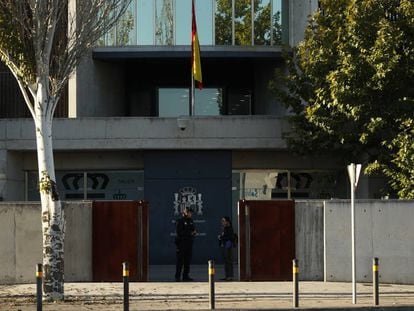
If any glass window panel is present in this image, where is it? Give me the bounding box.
[176,0,191,45]
[272,171,343,199]
[106,21,117,46]
[238,171,278,200]
[116,1,136,45]
[196,0,213,45]
[281,0,289,44]
[254,0,271,45]
[228,88,251,115]
[158,88,223,116]
[235,170,345,200]
[158,88,189,117]
[271,0,284,45]
[215,0,232,45]
[194,88,223,115]
[137,0,154,45]
[155,0,175,45]
[162,0,213,46]
[234,0,252,45]
[27,171,144,201]
[27,171,41,201]
[86,171,144,200]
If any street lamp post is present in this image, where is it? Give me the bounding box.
[347,163,362,304]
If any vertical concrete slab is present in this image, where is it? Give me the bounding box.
[324,200,352,281]
[0,149,6,200]
[15,204,42,283]
[372,201,414,284]
[325,200,414,284]
[64,201,93,281]
[0,205,16,283]
[1,201,94,283]
[324,200,376,282]
[355,202,374,282]
[295,201,324,280]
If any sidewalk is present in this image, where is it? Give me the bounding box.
[1,281,414,310]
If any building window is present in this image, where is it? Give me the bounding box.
[99,0,288,46]
[228,88,251,115]
[137,0,154,44]
[103,1,136,46]
[233,170,345,200]
[27,171,144,201]
[0,62,68,118]
[155,0,175,45]
[158,88,225,117]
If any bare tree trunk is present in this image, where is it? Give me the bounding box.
[34,80,65,301]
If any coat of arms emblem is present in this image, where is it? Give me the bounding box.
[173,187,203,216]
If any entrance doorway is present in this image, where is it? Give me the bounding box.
[144,151,232,281]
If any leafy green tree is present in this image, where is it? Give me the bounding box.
[0,0,131,300]
[272,0,414,198]
[215,0,282,45]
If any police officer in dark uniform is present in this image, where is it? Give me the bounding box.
[175,207,196,281]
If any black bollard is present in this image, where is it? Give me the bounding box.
[36,263,42,311]
[373,257,379,306]
[208,260,215,309]
[293,259,299,308]
[123,262,129,311]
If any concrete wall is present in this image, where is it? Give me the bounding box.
[0,202,92,284]
[324,200,414,284]
[295,200,324,281]
[2,200,325,283]
[0,117,290,151]
[3,200,412,284]
[0,204,42,283]
[70,54,126,117]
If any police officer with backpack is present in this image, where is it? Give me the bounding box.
[218,216,235,281]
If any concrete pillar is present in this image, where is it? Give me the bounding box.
[0,149,6,201]
[290,0,319,46]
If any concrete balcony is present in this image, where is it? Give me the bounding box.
[0,116,290,151]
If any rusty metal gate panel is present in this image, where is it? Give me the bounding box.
[92,201,148,282]
[238,200,295,281]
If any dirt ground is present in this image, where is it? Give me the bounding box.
[1,281,414,310]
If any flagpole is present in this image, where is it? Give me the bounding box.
[190,74,195,116]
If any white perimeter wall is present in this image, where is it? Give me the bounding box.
[0,202,92,284]
[324,200,414,284]
[1,200,413,284]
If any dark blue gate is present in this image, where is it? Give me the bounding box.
[144,151,232,266]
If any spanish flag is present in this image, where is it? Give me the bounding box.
[192,0,202,89]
